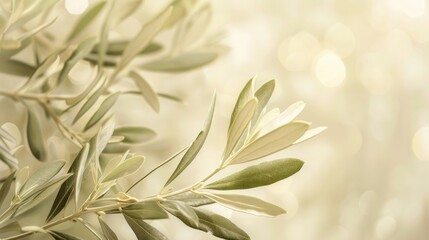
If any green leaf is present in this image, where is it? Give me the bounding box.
[293,126,327,144]
[129,71,160,112]
[141,51,217,72]
[199,192,286,217]
[67,1,107,42]
[72,82,104,124]
[19,53,59,92]
[206,158,304,190]
[99,217,118,240]
[14,167,29,195]
[164,93,215,187]
[166,192,214,207]
[111,0,143,27]
[0,170,15,208]
[20,160,65,195]
[190,208,250,240]
[224,98,257,159]
[101,155,145,182]
[228,121,309,165]
[229,77,255,130]
[113,126,156,144]
[59,37,96,84]
[92,41,162,56]
[0,221,21,234]
[66,70,106,106]
[26,106,46,161]
[50,231,81,240]
[115,8,172,76]
[124,215,168,240]
[0,60,35,77]
[74,143,89,207]
[84,92,120,131]
[123,201,169,220]
[251,80,275,128]
[157,93,182,102]
[161,201,199,228]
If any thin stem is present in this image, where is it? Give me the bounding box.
[0,89,75,101]
[126,146,189,193]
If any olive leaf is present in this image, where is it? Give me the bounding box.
[113,126,156,144]
[14,167,29,195]
[0,60,35,77]
[72,82,104,124]
[124,215,168,240]
[224,98,257,159]
[59,37,97,84]
[0,170,15,209]
[66,1,107,42]
[18,53,59,92]
[188,208,250,240]
[161,201,199,228]
[293,126,327,145]
[74,143,89,207]
[99,217,118,240]
[166,192,214,207]
[26,106,47,161]
[229,77,255,130]
[227,121,309,165]
[122,202,169,220]
[84,92,120,131]
[205,158,304,190]
[251,80,275,128]
[91,41,162,56]
[101,155,145,182]
[0,221,21,234]
[141,51,218,73]
[0,142,19,169]
[164,93,215,187]
[115,7,172,76]
[50,230,81,240]
[111,0,143,28]
[20,160,65,196]
[198,192,286,217]
[129,71,160,112]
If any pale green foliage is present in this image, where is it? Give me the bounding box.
[0,0,324,239]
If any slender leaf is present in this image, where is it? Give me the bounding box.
[115,8,172,75]
[206,158,304,190]
[228,121,309,165]
[14,167,29,195]
[111,0,142,27]
[0,60,35,77]
[113,126,156,144]
[200,192,286,217]
[0,221,21,234]
[20,160,65,195]
[190,208,250,240]
[293,126,327,144]
[0,170,15,208]
[129,71,160,112]
[102,155,145,182]
[124,215,168,240]
[67,1,107,41]
[141,51,217,72]
[26,106,47,161]
[92,41,162,56]
[99,217,118,240]
[166,192,214,207]
[72,82,104,124]
[123,202,169,220]
[74,143,89,207]
[164,94,215,186]
[224,98,257,158]
[251,80,275,128]
[84,92,120,131]
[229,77,255,130]
[50,231,81,240]
[59,37,96,84]
[162,201,198,228]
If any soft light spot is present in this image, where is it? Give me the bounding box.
[324,23,356,57]
[314,50,346,87]
[65,0,89,15]
[69,61,94,85]
[375,216,396,239]
[389,0,426,18]
[357,53,392,95]
[278,31,320,71]
[412,126,429,161]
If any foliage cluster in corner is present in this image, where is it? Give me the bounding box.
[0,0,325,239]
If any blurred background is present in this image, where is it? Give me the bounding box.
[2,0,429,239]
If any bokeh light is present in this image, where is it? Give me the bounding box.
[65,0,89,15]
[314,50,346,87]
[412,127,429,161]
